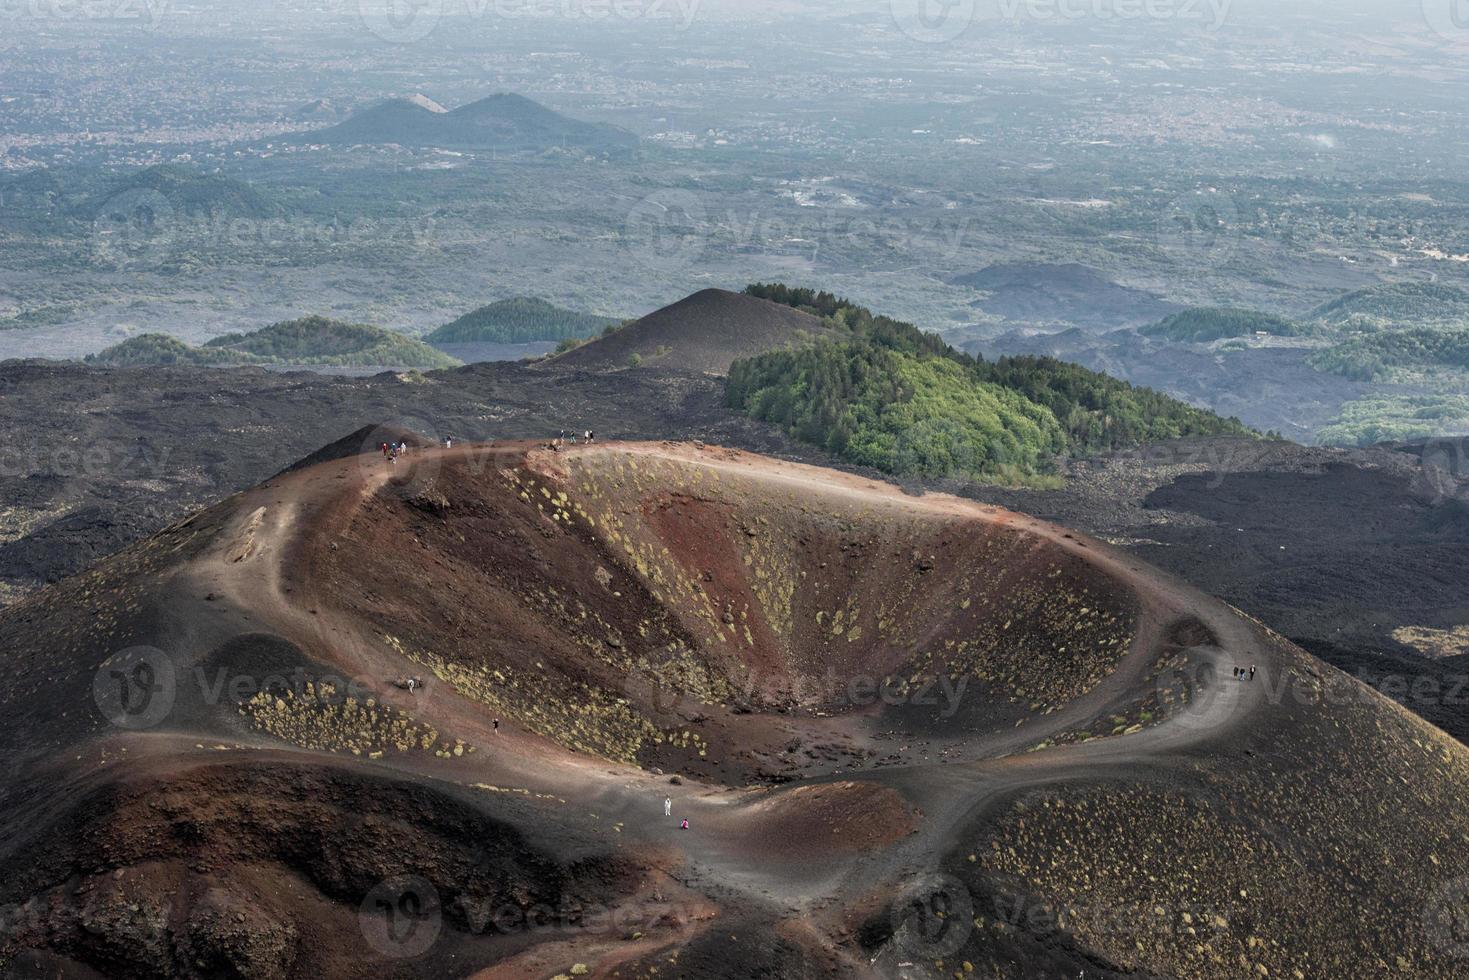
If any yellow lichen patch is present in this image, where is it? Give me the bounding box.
[401,645,705,766]
[1391,624,1469,659]
[241,682,466,759]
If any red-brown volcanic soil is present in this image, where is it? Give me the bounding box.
[2,441,1468,979]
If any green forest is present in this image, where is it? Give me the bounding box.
[89,316,460,369]
[426,298,618,344]
[729,285,1252,484]
[1307,327,1469,381]
[85,334,259,367]
[1315,394,1469,447]
[1309,281,1469,327]
[1142,307,1304,342]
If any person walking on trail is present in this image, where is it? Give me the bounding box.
[585,431,594,444]
[1249,665,1256,681]
[493,718,500,734]
[664,797,672,817]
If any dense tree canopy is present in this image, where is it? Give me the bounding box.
[1309,282,1469,327]
[426,298,617,344]
[730,284,1252,483]
[1308,327,1469,381]
[1142,307,1304,342]
[90,317,460,369]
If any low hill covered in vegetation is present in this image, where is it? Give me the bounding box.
[1315,393,1469,447]
[1307,327,1469,381]
[1141,307,1305,342]
[85,334,259,368]
[426,298,618,344]
[1309,281,1469,328]
[728,285,1253,484]
[88,316,461,370]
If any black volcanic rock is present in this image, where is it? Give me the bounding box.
[954,261,1179,329]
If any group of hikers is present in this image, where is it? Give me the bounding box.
[549,430,596,452]
[664,796,689,830]
[1232,665,1257,681]
[380,436,457,462]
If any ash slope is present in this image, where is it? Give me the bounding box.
[1,442,1467,979]
[546,289,843,375]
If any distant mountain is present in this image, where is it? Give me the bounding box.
[309,93,638,155]
[547,288,843,374]
[426,298,618,345]
[88,317,461,370]
[1142,307,1306,342]
[294,98,342,121]
[310,94,448,145]
[953,262,1179,330]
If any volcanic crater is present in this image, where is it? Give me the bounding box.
[1,440,1467,979]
